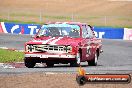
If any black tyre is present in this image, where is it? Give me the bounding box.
[70,61,80,67]
[88,52,98,66]
[46,62,54,67]
[76,75,87,85]
[24,58,36,68]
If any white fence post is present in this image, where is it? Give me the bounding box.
[39,9,42,23]
[71,13,74,21]
[105,16,107,26]
[8,10,10,20]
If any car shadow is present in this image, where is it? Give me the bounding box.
[34,64,103,68]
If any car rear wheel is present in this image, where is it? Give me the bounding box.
[24,58,36,68]
[88,52,98,66]
[46,62,54,67]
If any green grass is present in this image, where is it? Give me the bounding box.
[0,18,132,28]
[0,18,40,24]
[7,13,71,20]
[10,13,38,17]
[44,15,71,20]
[0,49,24,63]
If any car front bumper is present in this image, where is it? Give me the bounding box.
[25,53,76,59]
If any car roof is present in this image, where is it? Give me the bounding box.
[45,22,87,25]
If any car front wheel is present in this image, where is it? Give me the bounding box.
[70,61,80,67]
[24,58,36,68]
[46,62,54,67]
[88,52,98,66]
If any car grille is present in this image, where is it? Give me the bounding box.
[27,44,66,53]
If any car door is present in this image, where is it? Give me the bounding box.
[81,25,95,61]
[81,25,90,61]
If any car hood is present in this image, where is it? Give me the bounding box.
[26,36,83,46]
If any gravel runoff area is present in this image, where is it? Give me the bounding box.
[0,73,131,88]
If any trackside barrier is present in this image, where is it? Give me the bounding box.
[0,22,40,35]
[94,27,124,39]
[123,28,132,40]
[0,22,131,40]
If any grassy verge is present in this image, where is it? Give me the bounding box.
[0,49,24,63]
[0,18,132,28]
[0,18,40,24]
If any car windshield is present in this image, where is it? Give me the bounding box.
[37,24,80,38]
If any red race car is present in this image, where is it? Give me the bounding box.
[24,22,103,68]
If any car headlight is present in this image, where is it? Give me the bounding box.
[64,46,72,53]
[26,45,36,52]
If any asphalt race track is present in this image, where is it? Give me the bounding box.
[0,33,132,74]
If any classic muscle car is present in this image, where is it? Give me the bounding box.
[24,22,103,68]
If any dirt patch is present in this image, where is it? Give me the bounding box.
[0,0,132,16]
[0,73,131,88]
[0,0,132,27]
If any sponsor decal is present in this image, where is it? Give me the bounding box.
[94,31,105,38]
[94,27,124,39]
[1,22,8,33]
[0,22,3,33]
[28,26,38,35]
[76,67,131,85]
[0,22,40,35]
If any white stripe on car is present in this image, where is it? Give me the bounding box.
[49,37,63,45]
[42,37,56,44]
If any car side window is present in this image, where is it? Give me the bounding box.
[82,25,88,38]
[86,25,94,38]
